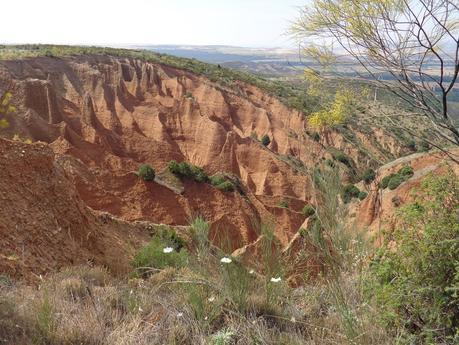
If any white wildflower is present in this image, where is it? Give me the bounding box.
[163,247,174,254]
[249,269,255,275]
[220,257,232,264]
[270,277,282,283]
[208,296,216,302]
[177,312,183,317]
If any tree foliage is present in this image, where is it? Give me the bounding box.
[292,0,459,148]
[0,91,15,129]
[308,89,355,129]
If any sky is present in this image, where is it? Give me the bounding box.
[2,0,307,48]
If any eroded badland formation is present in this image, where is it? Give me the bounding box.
[0,54,456,282]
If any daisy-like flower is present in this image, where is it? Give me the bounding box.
[163,247,174,254]
[220,257,232,264]
[270,277,282,283]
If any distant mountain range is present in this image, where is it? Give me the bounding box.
[131,45,305,77]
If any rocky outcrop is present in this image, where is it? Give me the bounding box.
[351,149,459,236]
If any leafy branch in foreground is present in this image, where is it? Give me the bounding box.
[291,0,459,149]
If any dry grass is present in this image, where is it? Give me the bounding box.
[0,258,393,345]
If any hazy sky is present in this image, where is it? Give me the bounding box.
[2,0,306,48]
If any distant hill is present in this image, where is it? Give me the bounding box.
[134,45,305,77]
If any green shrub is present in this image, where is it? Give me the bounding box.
[156,225,185,251]
[406,139,416,151]
[399,165,414,180]
[342,184,360,203]
[133,236,188,276]
[302,205,316,217]
[210,175,226,186]
[358,191,368,200]
[168,160,208,183]
[388,174,404,190]
[215,181,235,192]
[278,200,289,209]
[362,169,376,183]
[365,171,459,343]
[137,164,155,181]
[190,165,208,183]
[210,175,235,192]
[418,141,431,152]
[168,160,181,175]
[380,174,395,189]
[261,135,271,147]
[334,152,352,167]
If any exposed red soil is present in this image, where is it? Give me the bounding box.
[352,149,459,237]
[0,55,412,280]
[0,138,151,282]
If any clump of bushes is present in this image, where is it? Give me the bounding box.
[214,181,235,192]
[387,174,404,190]
[399,165,414,179]
[136,164,155,181]
[168,160,208,183]
[333,151,353,168]
[209,175,226,186]
[342,184,361,203]
[301,205,316,217]
[362,168,376,183]
[168,162,235,193]
[209,174,235,192]
[366,171,459,344]
[379,165,414,190]
[380,174,393,189]
[261,134,271,147]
